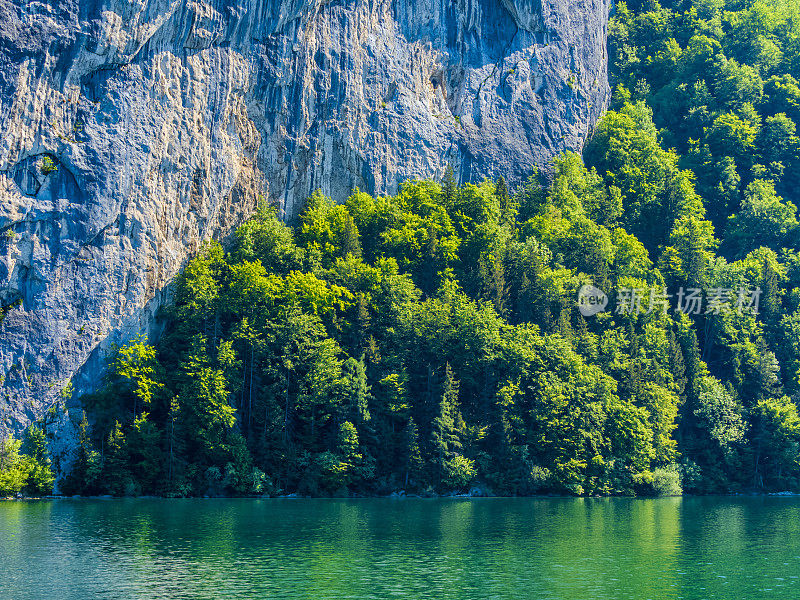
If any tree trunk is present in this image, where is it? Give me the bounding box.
[248,343,254,434]
[283,368,290,444]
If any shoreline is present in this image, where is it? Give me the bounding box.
[4,491,800,501]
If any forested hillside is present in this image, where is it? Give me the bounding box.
[2,0,800,498]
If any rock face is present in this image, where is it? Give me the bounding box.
[0,0,610,436]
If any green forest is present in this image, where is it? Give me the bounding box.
[3,0,800,497]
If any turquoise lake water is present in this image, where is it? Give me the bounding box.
[1,496,799,599]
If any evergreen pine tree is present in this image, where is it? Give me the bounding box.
[441,164,457,207]
[21,426,54,495]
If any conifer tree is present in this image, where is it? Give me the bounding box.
[21,425,54,495]
[441,164,457,207]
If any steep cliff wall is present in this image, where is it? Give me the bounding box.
[0,0,610,435]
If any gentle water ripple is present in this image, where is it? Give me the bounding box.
[1,497,799,599]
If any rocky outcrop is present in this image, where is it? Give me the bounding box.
[0,0,610,436]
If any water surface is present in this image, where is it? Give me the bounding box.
[1,497,799,599]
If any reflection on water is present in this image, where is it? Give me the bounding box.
[1,497,799,599]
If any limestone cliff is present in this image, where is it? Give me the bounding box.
[0,0,610,436]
